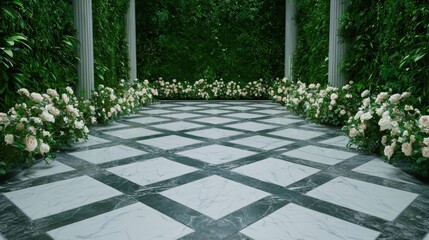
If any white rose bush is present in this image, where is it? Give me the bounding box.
[271,78,428,177]
[0,79,157,175]
[153,78,270,100]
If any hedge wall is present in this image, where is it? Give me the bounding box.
[136,0,285,84]
[293,0,330,85]
[341,0,429,109]
[92,0,130,87]
[0,0,130,111]
[0,0,78,111]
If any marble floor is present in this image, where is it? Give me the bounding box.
[1,100,428,240]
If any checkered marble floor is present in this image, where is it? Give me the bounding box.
[1,100,428,240]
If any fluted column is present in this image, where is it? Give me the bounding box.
[284,0,297,80]
[328,0,349,87]
[126,0,137,82]
[73,0,94,99]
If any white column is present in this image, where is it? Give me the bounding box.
[284,0,297,80]
[126,0,137,82]
[73,0,94,99]
[328,0,349,87]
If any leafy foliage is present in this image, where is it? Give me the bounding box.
[0,0,78,111]
[293,0,330,85]
[92,0,130,87]
[341,0,429,110]
[136,0,285,86]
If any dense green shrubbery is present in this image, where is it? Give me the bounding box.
[341,0,429,110]
[92,0,130,87]
[136,0,285,86]
[293,0,330,85]
[0,0,78,111]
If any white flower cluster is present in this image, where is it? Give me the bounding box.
[154,78,269,100]
[271,78,357,126]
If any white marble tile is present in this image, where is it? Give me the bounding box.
[185,128,242,139]
[69,145,146,164]
[177,144,256,164]
[306,177,419,221]
[172,106,204,111]
[224,113,265,119]
[226,122,277,132]
[104,128,161,139]
[107,157,198,186]
[268,128,325,140]
[161,175,269,220]
[254,109,286,115]
[230,135,294,150]
[224,106,255,111]
[258,117,303,125]
[353,158,417,184]
[197,103,227,108]
[319,135,356,148]
[126,116,169,125]
[163,113,203,119]
[48,202,193,240]
[241,203,380,240]
[137,135,201,150]
[192,116,238,125]
[14,160,74,181]
[140,109,174,115]
[151,121,204,131]
[4,176,121,220]
[197,109,232,115]
[74,135,110,148]
[94,122,129,130]
[283,145,356,165]
[233,158,320,187]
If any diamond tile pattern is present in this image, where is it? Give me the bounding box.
[1,101,427,240]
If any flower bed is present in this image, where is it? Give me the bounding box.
[271,78,429,177]
[0,79,157,175]
[153,78,270,100]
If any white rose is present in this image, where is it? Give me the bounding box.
[354,111,364,120]
[340,110,346,115]
[47,89,59,98]
[4,134,14,145]
[349,128,358,137]
[83,126,89,134]
[30,93,43,103]
[330,93,338,101]
[361,90,370,98]
[62,93,69,104]
[422,147,429,158]
[377,92,388,101]
[49,107,60,116]
[401,92,411,99]
[24,135,38,152]
[40,111,55,123]
[74,120,84,129]
[91,117,97,124]
[401,143,412,156]
[378,116,392,131]
[342,84,351,90]
[17,88,30,96]
[28,126,36,134]
[66,86,74,95]
[360,112,373,121]
[389,93,401,103]
[384,145,394,160]
[419,116,429,129]
[40,143,50,154]
[43,131,51,137]
[330,100,336,106]
[424,137,429,146]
